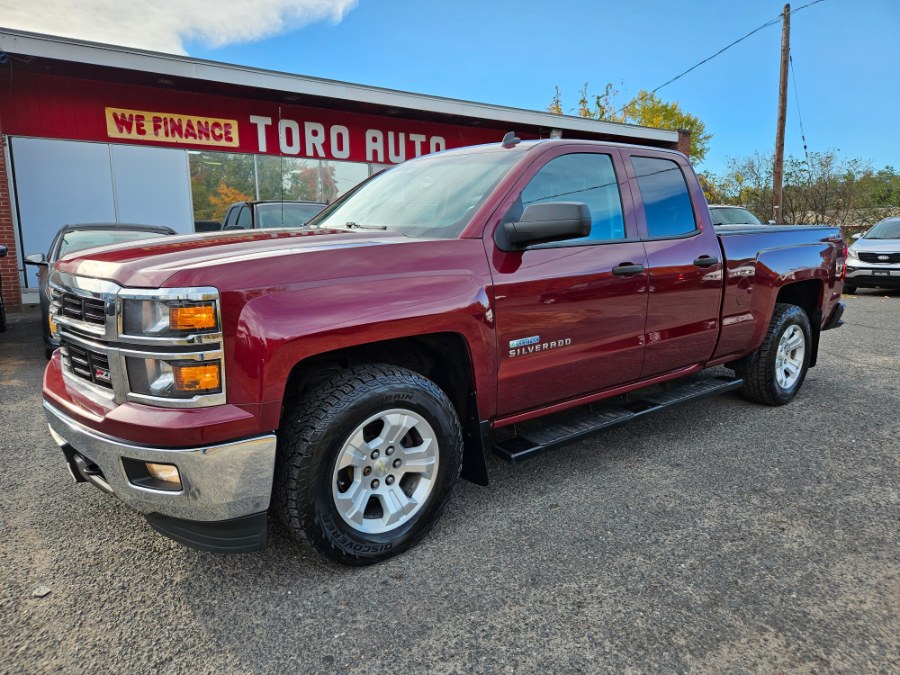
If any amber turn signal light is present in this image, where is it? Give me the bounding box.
[169,303,217,332]
[172,363,221,393]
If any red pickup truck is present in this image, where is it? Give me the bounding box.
[43,138,846,564]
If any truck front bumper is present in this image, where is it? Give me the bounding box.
[44,400,277,552]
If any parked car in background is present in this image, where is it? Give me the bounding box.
[25,224,176,358]
[709,205,764,226]
[845,216,900,293]
[222,200,328,230]
[0,244,7,333]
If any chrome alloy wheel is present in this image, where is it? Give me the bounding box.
[775,324,806,389]
[331,409,439,534]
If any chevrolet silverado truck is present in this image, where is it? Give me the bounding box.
[42,138,847,564]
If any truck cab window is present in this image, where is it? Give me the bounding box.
[236,206,252,229]
[515,153,625,242]
[632,156,697,238]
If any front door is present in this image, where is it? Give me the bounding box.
[489,147,649,416]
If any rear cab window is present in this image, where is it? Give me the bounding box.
[631,156,697,238]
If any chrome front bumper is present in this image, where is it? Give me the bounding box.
[44,400,277,522]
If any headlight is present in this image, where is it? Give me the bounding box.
[847,247,859,261]
[126,356,223,398]
[122,298,219,338]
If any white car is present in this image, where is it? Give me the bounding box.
[845,217,900,294]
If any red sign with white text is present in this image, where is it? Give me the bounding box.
[1,71,511,163]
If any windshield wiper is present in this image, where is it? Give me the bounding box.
[345,221,388,231]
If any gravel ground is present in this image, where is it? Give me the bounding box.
[1,291,897,673]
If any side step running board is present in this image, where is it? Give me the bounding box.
[493,375,743,463]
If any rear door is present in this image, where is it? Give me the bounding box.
[489,146,649,416]
[621,150,724,378]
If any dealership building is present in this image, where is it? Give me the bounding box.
[0,28,685,310]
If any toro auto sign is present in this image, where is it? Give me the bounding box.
[2,71,504,164]
[104,105,450,163]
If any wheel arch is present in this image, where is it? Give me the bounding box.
[775,279,824,367]
[280,332,489,486]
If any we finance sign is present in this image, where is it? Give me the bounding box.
[106,108,240,148]
[101,102,501,164]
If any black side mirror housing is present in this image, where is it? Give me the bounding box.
[503,202,591,247]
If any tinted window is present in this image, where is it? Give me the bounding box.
[236,206,252,229]
[633,157,697,238]
[223,206,238,227]
[517,153,625,242]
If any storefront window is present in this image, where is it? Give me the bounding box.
[188,151,256,221]
[189,151,370,224]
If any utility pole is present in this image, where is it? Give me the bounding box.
[773,3,791,224]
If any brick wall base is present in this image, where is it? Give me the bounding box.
[0,137,22,313]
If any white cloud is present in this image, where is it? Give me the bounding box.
[0,0,358,55]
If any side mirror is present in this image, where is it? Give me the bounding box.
[0,244,7,258]
[852,232,863,240]
[25,253,48,266]
[503,202,591,246]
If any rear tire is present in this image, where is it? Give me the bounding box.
[734,303,811,406]
[276,364,463,565]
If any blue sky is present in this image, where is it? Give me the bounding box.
[179,0,899,175]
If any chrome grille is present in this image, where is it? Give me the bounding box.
[61,293,106,325]
[858,251,900,264]
[63,340,113,390]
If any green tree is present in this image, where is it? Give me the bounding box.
[549,83,712,163]
[709,150,900,229]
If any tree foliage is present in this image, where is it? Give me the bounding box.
[548,83,712,163]
[208,181,253,221]
[708,150,900,229]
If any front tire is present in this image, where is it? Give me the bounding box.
[843,284,857,294]
[276,364,463,565]
[734,303,811,406]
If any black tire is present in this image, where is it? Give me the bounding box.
[276,364,463,565]
[734,303,812,406]
[45,348,54,360]
[843,285,857,294]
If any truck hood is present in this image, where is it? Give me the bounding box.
[54,228,411,288]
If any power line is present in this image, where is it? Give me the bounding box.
[789,54,811,167]
[614,0,827,116]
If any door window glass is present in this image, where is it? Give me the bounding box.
[632,156,697,238]
[236,206,252,229]
[517,153,625,242]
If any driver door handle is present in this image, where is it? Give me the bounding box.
[693,255,720,268]
[612,263,645,277]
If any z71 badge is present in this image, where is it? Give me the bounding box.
[508,335,572,357]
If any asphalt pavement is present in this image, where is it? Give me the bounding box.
[1,291,897,673]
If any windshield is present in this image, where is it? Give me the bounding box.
[58,229,169,259]
[710,207,762,226]
[257,203,327,228]
[310,150,521,238]
[864,218,900,240]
